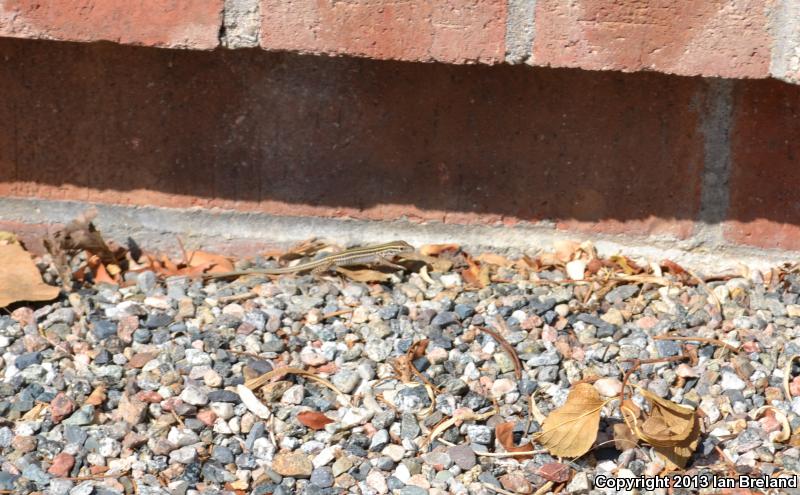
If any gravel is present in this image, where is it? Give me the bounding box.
[3,244,799,494]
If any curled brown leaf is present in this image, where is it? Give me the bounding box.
[496,422,534,460]
[534,383,605,458]
[622,387,701,469]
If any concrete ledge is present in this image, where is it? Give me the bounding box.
[2,197,794,275]
[1,0,799,82]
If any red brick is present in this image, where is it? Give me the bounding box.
[0,0,222,49]
[726,79,800,249]
[0,39,704,237]
[260,0,506,64]
[532,0,771,79]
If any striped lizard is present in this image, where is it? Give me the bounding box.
[205,240,414,279]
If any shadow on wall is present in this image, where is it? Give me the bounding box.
[0,37,796,240]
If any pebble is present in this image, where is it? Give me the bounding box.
[237,385,272,419]
[271,452,313,478]
[720,371,747,391]
[48,452,75,477]
[366,469,389,494]
[594,377,622,397]
[446,444,474,470]
[382,444,406,462]
[179,385,209,405]
[466,425,493,445]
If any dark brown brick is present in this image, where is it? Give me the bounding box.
[726,79,800,249]
[0,38,705,237]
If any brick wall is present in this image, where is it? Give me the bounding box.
[2,2,800,254]
[1,0,800,83]
[0,38,799,252]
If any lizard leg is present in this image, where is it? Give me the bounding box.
[311,262,334,276]
[375,256,405,271]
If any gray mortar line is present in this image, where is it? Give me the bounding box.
[505,0,536,64]
[769,0,800,83]
[0,196,797,274]
[220,0,261,49]
[695,78,733,244]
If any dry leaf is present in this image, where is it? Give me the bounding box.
[21,402,48,421]
[420,244,459,256]
[279,239,327,262]
[623,388,701,469]
[609,255,642,275]
[335,267,393,283]
[297,411,334,430]
[612,422,639,451]
[755,406,790,443]
[52,209,119,265]
[0,243,60,307]
[400,252,453,272]
[534,383,605,458]
[636,389,696,446]
[553,240,581,263]
[475,253,513,267]
[409,339,429,360]
[496,422,534,459]
[461,256,490,288]
[538,252,560,267]
[0,231,18,244]
[89,256,118,285]
[661,259,687,275]
[186,250,235,274]
[143,250,234,278]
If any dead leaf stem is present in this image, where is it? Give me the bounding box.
[533,481,556,495]
[478,326,522,380]
[784,355,800,400]
[620,355,689,405]
[245,367,349,405]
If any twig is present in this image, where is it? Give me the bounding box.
[524,395,534,434]
[652,334,739,354]
[170,409,184,428]
[477,450,549,457]
[405,341,440,392]
[218,291,257,304]
[620,355,689,404]
[227,349,265,359]
[528,393,546,425]
[685,266,722,313]
[479,325,522,380]
[714,445,738,477]
[533,481,555,495]
[482,483,517,495]
[176,236,189,265]
[423,404,498,449]
[321,308,354,320]
[245,366,349,405]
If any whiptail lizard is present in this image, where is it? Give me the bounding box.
[205,240,414,279]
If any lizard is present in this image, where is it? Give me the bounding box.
[205,240,414,279]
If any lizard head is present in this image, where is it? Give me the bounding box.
[389,240,415,253]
